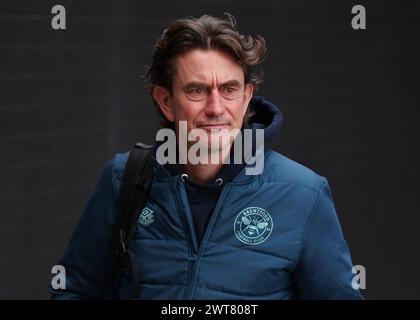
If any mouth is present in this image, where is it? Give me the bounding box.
[197,124,230,130]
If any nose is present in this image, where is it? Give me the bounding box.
[204,90,225,117]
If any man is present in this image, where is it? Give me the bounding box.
[50,14,363,299]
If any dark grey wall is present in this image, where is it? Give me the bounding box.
[0,0,419,299]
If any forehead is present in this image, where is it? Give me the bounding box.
[173,49,244,83]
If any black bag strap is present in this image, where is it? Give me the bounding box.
[106,142,155,299]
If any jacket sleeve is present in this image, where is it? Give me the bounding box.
[295,179,364,299]
[49,158,118,299]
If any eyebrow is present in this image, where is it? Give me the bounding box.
[181,80,242,91]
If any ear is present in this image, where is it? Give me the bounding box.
[153,86,175,122]
[242,83,254,116]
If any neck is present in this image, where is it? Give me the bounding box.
[183,162,224,186]
[182,142,232,186]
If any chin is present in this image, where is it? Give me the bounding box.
[209,137,231,152]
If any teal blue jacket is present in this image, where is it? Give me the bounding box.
[50,148,363,299]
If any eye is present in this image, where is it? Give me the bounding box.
[186,87,207,101]
[223,86,237,94]
[189,88,206,95]
[221,86,239,99]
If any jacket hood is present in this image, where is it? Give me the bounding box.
[246,95,283,142]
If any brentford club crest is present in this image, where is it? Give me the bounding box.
[234,207,273,245]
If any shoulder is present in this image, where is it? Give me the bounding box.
[262,148,327,193]
[109,151,130,196]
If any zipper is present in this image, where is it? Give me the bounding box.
[172,177,197,299]
[176,178,199,254]
[173,178,231,300]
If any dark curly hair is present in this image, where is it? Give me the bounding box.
[144,14,267,127]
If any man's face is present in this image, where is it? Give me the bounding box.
[155,49,253,154]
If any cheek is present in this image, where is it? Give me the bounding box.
[173,101,201,122]
[242,103,248,116]
[234,101,248,119]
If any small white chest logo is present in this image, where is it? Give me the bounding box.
[139,207,154,227]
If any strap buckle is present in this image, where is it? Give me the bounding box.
[119,229,127,253]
